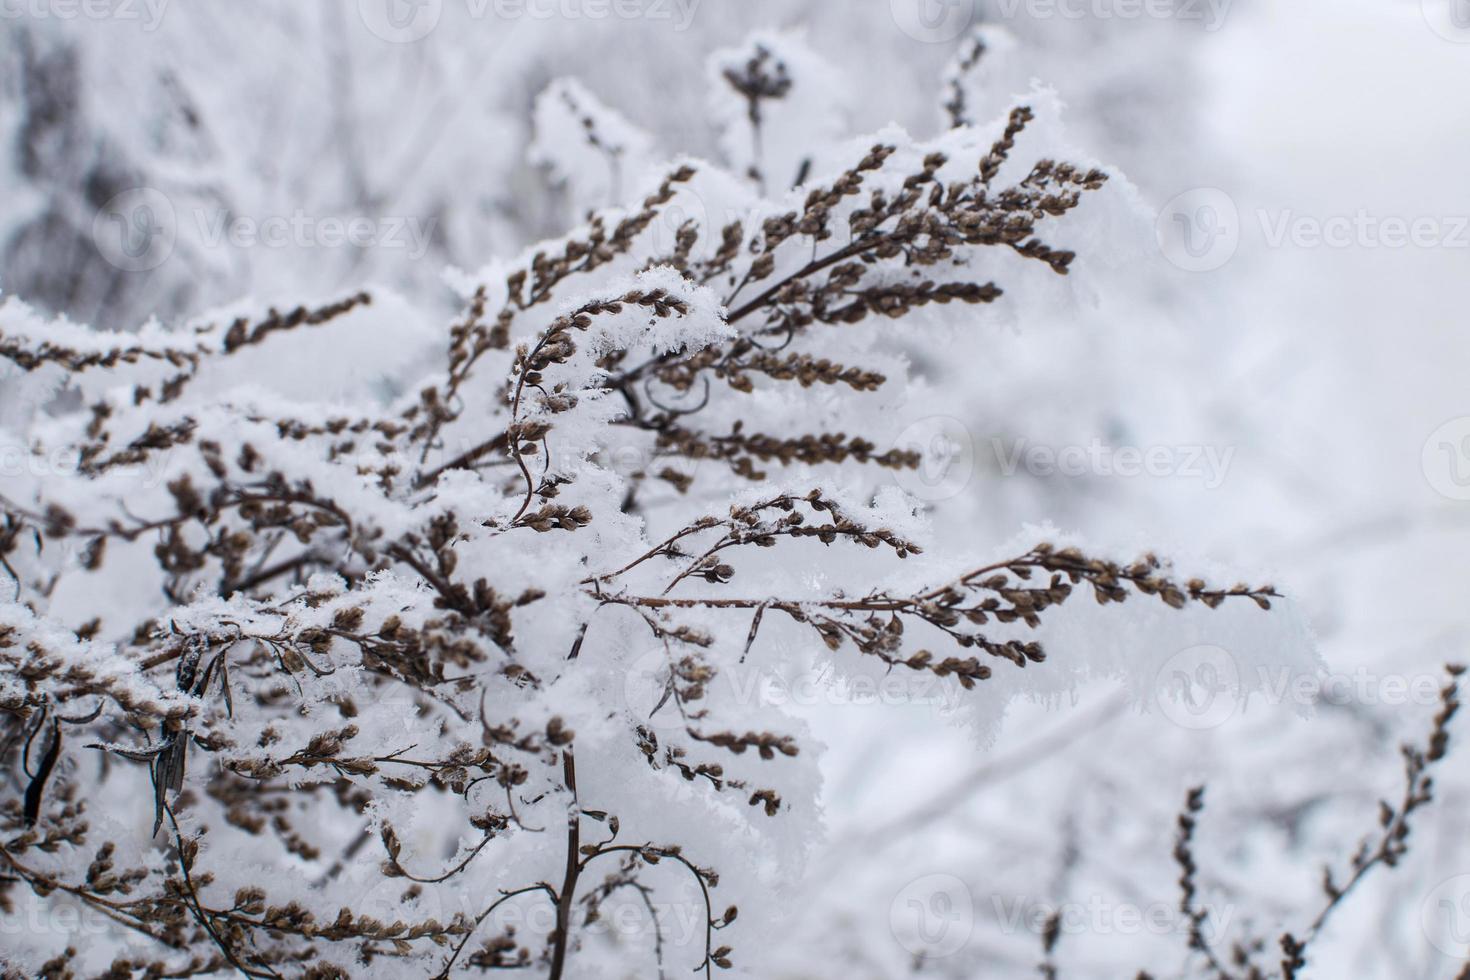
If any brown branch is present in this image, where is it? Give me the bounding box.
[547,747,580,980]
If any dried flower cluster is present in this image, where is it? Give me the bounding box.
[0,47,1284,980]
[1084,664,1466,980]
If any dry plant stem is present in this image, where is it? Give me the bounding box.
[1142,665,1464,980]
[433,884,555,979]
[165,804,275,980]
[1038,908,1062,980]
[597,552,1275,612]
[943,32,989,130]
[547,748,579,980]
[1279,663,1463,979]
[0,86,1290,976]
[1173,786,1235,980]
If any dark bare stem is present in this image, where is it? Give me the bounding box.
[547,748,580,980]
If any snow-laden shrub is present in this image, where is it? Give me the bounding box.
[0,37,1312,980]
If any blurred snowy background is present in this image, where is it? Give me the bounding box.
[3,0,1469,976]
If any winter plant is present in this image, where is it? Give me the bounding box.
[0,33,1371,980]
[1128,663,1464,980]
